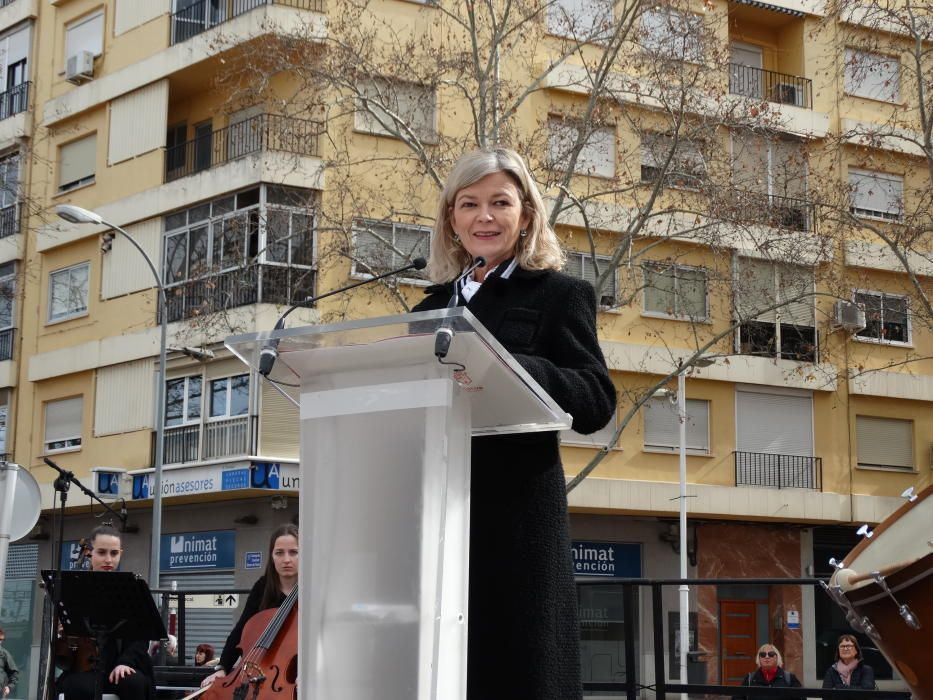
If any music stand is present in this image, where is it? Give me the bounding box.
[41,571,166,700]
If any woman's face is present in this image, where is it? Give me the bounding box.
[449,171,530,280]
[272,535,299,581]
[195,650,206,665]
[838,639,857,662]
[89,534,122,572]
[758,646,779,670]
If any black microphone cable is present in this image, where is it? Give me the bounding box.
[258,256,428,379]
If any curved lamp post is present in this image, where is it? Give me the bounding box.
[56,204,167,588]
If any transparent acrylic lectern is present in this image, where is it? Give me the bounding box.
[226,308,571,700]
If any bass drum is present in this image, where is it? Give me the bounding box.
[827,485,932,700]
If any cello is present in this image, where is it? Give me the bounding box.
[203,586,298,700]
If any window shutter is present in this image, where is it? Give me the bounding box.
[736,258,776,322]
[109,80,169,165]
[849,169,903,217]
[856,416,913,469]
[65,12,104,59]
[777,264,814,326]
[46,397,83,443]
[95,360,154,436]
[644,265,675,315]
[60,135,97,188]
[259,381,299,459]
[644,397,709,451]
[735,389,812,456]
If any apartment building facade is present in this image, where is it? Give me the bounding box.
[0,0,929,696]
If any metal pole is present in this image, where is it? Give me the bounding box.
[678,369,689,699]
[0,462,18,604]
[103,220,167,588]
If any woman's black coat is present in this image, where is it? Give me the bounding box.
[739,667,803,700]
[414,266,616,700]
[822,662,875,689]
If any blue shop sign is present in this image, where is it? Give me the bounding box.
[251,463,281,489]
[161,530,235,571]
[245,551,263,569]
[571,541,641,578]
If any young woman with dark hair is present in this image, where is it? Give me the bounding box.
[200,524,298,688]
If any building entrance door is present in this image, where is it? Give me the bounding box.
[720,600,758,684]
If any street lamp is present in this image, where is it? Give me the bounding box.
[657,356,716,696]
[56,204,167,588]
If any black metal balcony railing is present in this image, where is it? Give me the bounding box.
[170,0,326,45]
[729,63,813,109]
[735,451,822,490]
[165,113,322,182]
[738,190,816,233]
[0,328,13,361]
[163,424,200,465]
[0,204,19,239]
[163,263,315,323]
[0,0,18,8]
[0,82,29,121]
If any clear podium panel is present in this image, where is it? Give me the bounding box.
[225,308,572,436]
[299,378,470,700]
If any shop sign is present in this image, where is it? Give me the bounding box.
[59,541,91,571]
[130,462,299,500]
[245,551,262,569]
[571,541,641,578]
[160,530,235,571]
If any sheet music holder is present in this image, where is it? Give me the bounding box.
[41,571,166,700]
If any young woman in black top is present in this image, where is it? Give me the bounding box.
[58,526,153,700]
[200,524,298,688]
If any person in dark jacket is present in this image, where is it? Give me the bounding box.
[58,526,154,700]
[413,147,617,700]
[0,626,19,697]
[822,634,875,689]
[200,524,298,688]
[739,643,803,700]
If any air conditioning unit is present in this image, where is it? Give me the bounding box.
[832,300,867,333]
[772,83,804,108]
[65,50,95,84]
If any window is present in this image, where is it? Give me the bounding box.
[0,261,14,328]
[64,11,104,62]
[854,291,909,344]
[849,169,903,222]
[352,220,430,282]
[48,262,89,323]
[209,375,249,419]
[640,7,703,62]
[355,79,436,142]
[844,49,900,103]
[547,0,613,40]
[0,154,17,238]
[564,251,617,307]
[59,134,97,192]
[44,396,83,452]
[641,133,706,189]
[0,401,6,456]
[735,257,815,361]
[547,119,616,178]
[856,416,913,470]
[561,411,618,448]
[643,396,709,453]
[643,263,707,320]
[731,131,810,231]
[165,376,202,427]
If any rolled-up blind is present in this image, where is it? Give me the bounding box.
[856,416,913,469]
[46,396,83,443]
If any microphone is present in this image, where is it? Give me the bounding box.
[434,256,486,360]
[259,256,428,377]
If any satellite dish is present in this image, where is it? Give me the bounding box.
[0,464,41,541]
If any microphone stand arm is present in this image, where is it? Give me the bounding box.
[43,458,128,530]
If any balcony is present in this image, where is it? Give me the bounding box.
[733,191,816,233]
[161,415,256,465]
[0,328,13,361]
[164,263,315,323]
[0,203,19,238]
[729,64,812,110]
[0,82,28,121]
[165,113,322,183]
[734,451,822,490]
[170,0,325,45]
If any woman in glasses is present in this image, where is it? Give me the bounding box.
[822,635,875,689]
[740,644,802,698]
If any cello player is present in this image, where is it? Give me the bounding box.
[200,524,298,689]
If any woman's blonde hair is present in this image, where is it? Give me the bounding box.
[755,643,784,667]
[427,147,565,282]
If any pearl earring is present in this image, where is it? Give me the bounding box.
[519,229,528,237]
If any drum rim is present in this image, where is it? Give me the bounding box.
[844,551,933,605]
[841,483,932,572]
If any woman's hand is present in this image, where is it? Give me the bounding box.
[108,665,136,684]
[201,669,226,688]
